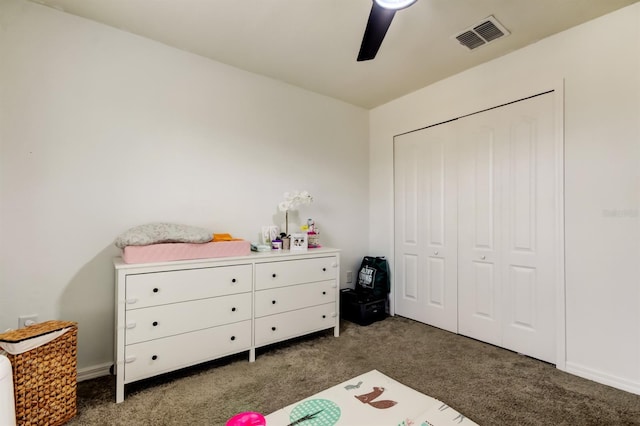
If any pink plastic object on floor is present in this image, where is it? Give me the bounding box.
[226,412,266,426]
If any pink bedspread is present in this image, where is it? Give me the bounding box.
[122,240,251,264]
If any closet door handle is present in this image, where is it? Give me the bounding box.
[434,251,439,255]
[481,255,486,260]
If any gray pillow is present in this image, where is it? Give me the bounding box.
[115,223,213,249]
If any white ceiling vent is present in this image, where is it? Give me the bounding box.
[454,16,510,50]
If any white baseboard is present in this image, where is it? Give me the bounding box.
[565,361,640,395]
[77,362,112,382]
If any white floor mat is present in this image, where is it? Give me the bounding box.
[265,369,478,426]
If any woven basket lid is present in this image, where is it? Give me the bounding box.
[0,320,76,343]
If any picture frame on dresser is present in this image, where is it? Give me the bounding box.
[290,233,308,251]
[112,247,340,403]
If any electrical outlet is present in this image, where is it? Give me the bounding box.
[346,270,353,284]
[18,314,38,328]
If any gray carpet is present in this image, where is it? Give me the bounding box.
[69,316,640,425]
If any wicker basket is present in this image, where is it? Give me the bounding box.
[0,320,77,426]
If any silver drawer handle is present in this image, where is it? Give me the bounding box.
[126,298,138,305]
[434,251,439,255]
[126,322,136,329]
[481,255,486,260]
[125,356,136,364]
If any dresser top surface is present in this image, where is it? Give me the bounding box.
[114,247,340,270]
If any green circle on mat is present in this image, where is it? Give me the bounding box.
[289,399,341,426]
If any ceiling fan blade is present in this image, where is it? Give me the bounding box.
[357,2,396,62]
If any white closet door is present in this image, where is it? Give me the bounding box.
[458,93,557,363]
[457,117,503,347]
[394,122,458,332]
[500,94,557,363]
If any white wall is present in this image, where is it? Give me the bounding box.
[0,0,369,374]
[370,4,640,394]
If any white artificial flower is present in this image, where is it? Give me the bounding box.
[279,190,313,212]
[279,190,313,236]
[278,201,290,212]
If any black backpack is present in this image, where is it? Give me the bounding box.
[355,256,390,299]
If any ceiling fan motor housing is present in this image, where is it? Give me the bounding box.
[374,0,418,10]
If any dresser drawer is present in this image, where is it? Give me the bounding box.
[255,257,337,290]
[125,264,251,309]
[254,280,337,318]
[254,303,337,347]
[125,293,252,344]
[124,320,251,383]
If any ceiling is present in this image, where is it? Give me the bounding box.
[30,0,638,109]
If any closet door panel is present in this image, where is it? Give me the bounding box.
[509,265,536,328]
[394,137,427,323]
[424,133,457,332]
[394,123,457,332]
[501,93,557,363]
[458,121,502,346]
[427,257,445,308]
[472,130,496,251]
[427,140,446,246]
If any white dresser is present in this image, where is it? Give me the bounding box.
[113,248,340,403]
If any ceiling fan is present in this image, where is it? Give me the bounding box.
[357,0,418,61]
